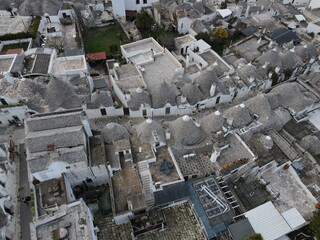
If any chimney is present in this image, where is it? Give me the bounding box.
[262,62,269,69]
[268,41,273,48]
[210,84,216,97]
[81,112,93,137]
[245,6,250,18]
[125,91,131,101]
[186,54,190,68]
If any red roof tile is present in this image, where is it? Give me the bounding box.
[86,52,106,61]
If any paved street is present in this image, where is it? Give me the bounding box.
[19,143,32,240]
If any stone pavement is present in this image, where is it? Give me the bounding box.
[95,213,132,240]
[18,143,32,240]
[138,203,205,240]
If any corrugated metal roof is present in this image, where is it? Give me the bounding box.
[281,208,306,230]
[244,201,292,240]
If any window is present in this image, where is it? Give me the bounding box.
[124,108,130,115]
[0,121,2,124]
[215,96,220,104]
[100,108,107,116]
[181,23,183,29]
[143,0,147,3]
[0,98,8,105]
[136,0,140,4]
[12,116,20,121]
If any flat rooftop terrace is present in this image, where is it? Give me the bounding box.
[217,134,254,171]
[36,178,66,216]
[94,216,132,240]
[131,137,155,162]
[149,147,181,184]
[199,51,230,72]
[138,203,205,240]
[233,179,271,211]
[142,53,181,90]
[261,164,317,219]
[112,161,142,213]
[52,56,86,75]
[116,63,139,79]
[0,16,31,36]
[115,64,145,91]
[64,24,78,50]
[34,201,92,240]
[175,34,196,46]
[41,22,63,35]
[122,38,163,56]
[176,152,216,177]
[0,56,15,72]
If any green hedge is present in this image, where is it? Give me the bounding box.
[0,32,30,41]
[28,16,41,38]
[0,16,41,41]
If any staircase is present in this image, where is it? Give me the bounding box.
[138,161,155,208]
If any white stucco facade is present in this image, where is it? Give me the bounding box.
[112,0,159,19]
[307,19,320,34]
[308,0,320,9]
[0,105,31,126]
[282,0,309,6]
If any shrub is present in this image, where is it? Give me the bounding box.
[245,233,263,240]
[220,1,227,9]
[310,210,320,239]
[28,16,41,38]
[213,27,229,39]
[0,31,30,41]
[135,11,154,31]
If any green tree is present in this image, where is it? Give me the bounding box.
[195,32,211,43]
[109,44,118,55]
[310,210,320,239]
[135,11,154,31]
[213,27,229,39]
[220,1,227,9]
[245,233,263,240]
[158,34,175,51]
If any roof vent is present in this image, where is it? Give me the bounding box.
[182,115,190,121]
[136,87,143,93]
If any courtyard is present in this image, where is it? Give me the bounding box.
[83,23,129,56]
